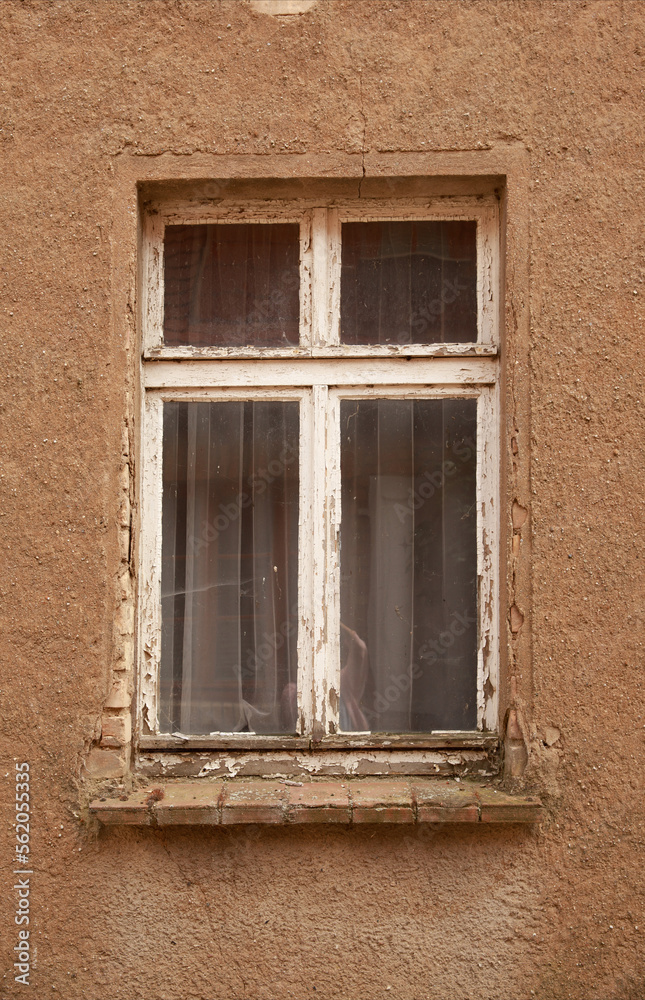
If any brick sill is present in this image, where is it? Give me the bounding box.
[90,778,543,827]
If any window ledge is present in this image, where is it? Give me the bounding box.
[89,778,543,827]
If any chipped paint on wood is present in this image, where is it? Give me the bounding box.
[478,205,500,348]
[139,732,498,751]
[297,388,315,734]
[324,388,341,734]
[145,343,498,361]
[141,211,164,355]
[136,748,496,780]
[142,197,499,359]
[477,384,500,732]
[138,393,163,734]
[143,357,497,389]
[299,214,313,350]
[312,384,330,734]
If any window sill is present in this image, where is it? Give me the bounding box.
[89,778,543,827]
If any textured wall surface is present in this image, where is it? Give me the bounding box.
[1,1,644,997]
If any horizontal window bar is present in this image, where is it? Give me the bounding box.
[139,732,499,752]
[144,343,498,361]
[143,357,498,389]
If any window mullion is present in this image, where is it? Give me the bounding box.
[299,213,313,352]
[311,383,340,737]
[327,208,341,346]
[312,208,341,349]
[297,389,315,735]
[325,388,341,735]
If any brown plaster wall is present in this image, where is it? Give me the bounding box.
[0,1,644,997]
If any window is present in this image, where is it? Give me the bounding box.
[138,193,500,752]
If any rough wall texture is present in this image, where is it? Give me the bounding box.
[1,1,644,997]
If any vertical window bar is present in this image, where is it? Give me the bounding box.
[312,208,341,349]
[477,384,499,731]
[327,208,341,347]
[142,213,165,355]
[325,389,341,734]
[311,384,333,736]
[297,390,315,734]
[140,392,164,734]
[478,205,499,348]
[299,214,313,352]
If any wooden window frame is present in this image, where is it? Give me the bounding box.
[137,195,501,767]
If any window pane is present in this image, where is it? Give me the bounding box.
[160,400,300,735]
[164,223,300,348]
[339,398,477,732]
[341,221,477,345]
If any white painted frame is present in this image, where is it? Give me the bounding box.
[138,198,500,743]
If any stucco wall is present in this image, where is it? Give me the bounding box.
[1,1,644,997]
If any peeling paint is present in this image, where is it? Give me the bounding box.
[139,748,495,780]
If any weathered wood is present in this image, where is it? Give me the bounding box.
[138,732,498,752]
[143,357,499,389]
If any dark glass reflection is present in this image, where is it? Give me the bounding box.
[164,223,300,347]
[341,220,477,345]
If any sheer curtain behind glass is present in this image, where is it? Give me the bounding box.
[163,223,300,348]
[339,398,477,732]
[160,400,299,735]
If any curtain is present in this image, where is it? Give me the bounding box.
[163,223,300,348]
[339,398,478,733]
[160,400,299,735]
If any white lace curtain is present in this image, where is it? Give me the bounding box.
[160,400,299,735]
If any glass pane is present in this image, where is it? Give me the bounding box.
[164,223,300,348]
[339,398,477,732]
[160,400,300,735]
[341,220,477,345]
